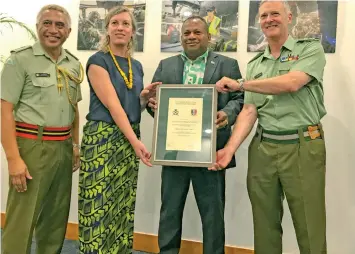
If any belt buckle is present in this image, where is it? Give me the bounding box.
[308,126,320,140]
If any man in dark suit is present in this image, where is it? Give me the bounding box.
[147,16,244,254]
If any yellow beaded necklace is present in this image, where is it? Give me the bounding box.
[108,46,133,89]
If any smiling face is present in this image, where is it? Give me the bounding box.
[107,12,135,48]
[36,9,71,51]
[181,18,210,59]
[259,1,292,40]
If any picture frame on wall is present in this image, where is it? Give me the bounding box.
[247,0,338,53]
[77,0,146,52]
[161,1,239,52]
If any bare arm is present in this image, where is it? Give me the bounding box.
[209,103,257,170]
[71,105,80,172]
[1,53,33,189]
[1,100,20,161]
[218,41,326,95]
[72,105,80,145]
[1,99,32,191]
[217,71,311,95]
[243,71,311,94]
[225,104,258,153]
[88,64,139,145]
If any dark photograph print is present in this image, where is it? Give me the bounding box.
[161,1,239,52]
[248,0,338,53]
[77,0,146,52]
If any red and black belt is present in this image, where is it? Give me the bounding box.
[15,122,71,141]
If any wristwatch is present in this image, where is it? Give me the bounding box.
[237,78,245,91]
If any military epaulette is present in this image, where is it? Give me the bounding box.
[10,45,32,54]
[65,49,79,61]
[248,52,264,64]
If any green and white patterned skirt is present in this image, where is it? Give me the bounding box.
[78,120,140,254]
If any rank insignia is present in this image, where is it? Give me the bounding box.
[280,54,299,62]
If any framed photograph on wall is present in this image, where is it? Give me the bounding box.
[77,0,146,52]
[161,1,239,52]
[247,0,338,53]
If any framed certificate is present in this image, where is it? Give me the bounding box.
[151,84,217,167]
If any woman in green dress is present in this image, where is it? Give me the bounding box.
[78,6,158,253]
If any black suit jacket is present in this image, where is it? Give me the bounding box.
[148,51,244,169]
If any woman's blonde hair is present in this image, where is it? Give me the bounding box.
[99,6,137,55]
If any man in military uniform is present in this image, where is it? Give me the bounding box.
[1,4,83,254]
[211,1,327,253]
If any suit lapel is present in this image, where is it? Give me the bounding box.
[175,56,184,84]
[203,52,219,84]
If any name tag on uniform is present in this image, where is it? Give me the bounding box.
[35,73,50,77]
[254,72,262,79]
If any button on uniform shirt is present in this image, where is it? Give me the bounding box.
[244,36,326,131]
[181,50,209,85]
[1,41,82,127]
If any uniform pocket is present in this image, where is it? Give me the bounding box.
[309,139,326,166]
[302,138,326,173]
[17,137,42,166]
[253,93,269,108]
[278,63,291,75]
[31,75,55,104]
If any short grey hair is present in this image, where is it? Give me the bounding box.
[36,4,71,28]
[259,0,291,13]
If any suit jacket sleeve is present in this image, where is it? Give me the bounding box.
[221,59,244,126]
[146,60,163,118]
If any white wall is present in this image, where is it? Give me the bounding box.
[1,0,355,253]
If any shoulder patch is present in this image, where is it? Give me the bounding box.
[248,52,264,64]
[4,56,15,65]
[10,45,32,54]
[65,49,79,61]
